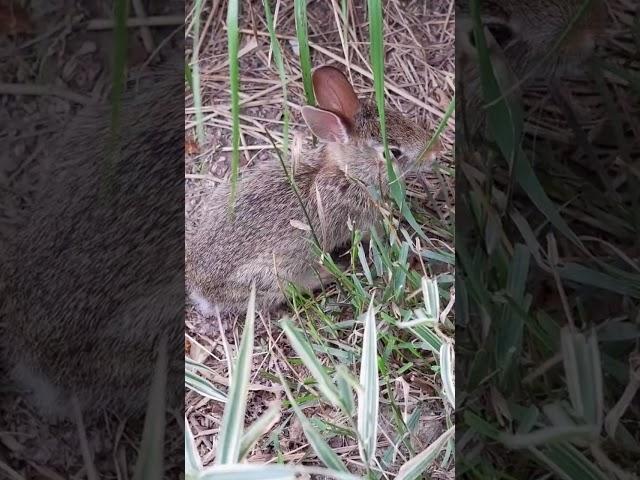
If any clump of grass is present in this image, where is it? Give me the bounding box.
[457,0,640,478]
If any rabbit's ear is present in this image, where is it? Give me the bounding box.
[311,66,359,122]
[301,106,350,144]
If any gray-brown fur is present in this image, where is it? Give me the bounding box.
[0,58,183,420]
[186,66,437,315]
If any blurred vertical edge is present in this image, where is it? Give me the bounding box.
[456,0,639,479]
[0,1,185,478]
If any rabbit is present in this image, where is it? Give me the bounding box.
[0,54,184,423]
[186,65,441,316]
[456,0,608,136]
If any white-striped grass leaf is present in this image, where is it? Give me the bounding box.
[530,442,609,480]
[239,401,282,460]
[395,425,454,480]
[186,356,216,375]
[422,276,441,321]
[132,336,167,480]
[293,0,314,106]
[226,0,241,206]
[561,327,604,428]
[409,324,443,352]
[200,465,295,480]
[500,425,598,449]
[357,241,373,284]
[278,371,349,472]
[397,310,432,328]
[539,403,594,447]
[280,317,342,407]
[199,464,360,480]
[185,369,227,403]
[391,243,410,298]
[262,0,289,165]
[357,297,379,466]
[185,417,203,478]
[439,342,455,409]
[215,283,257,464]
[336,366,356,416]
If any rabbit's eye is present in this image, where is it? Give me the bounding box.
[468,22,514,49]
[390,147,403,158]
[487,23,514,47]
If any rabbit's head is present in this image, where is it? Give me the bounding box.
[458,0,607,80]
[300,66,439,178]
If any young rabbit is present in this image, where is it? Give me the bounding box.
[456,0,608,135]
[0,56,184,422]
[186,66,440,316]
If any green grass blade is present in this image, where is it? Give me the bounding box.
[199,464,360,480]
[278,371,349,472]
[226,0,241,210]
[132,336,167,480]
[294,0,314,106]
[101,0,128,202]
[263,0,289,164]
[191,0,205,146]
[239,402,281,460]
[280,317,342,407]
[530,443,609,480]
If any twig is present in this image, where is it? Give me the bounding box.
[131,0,155,53]
[0,83,93,105]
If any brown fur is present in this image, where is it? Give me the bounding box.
[186,66,438,315]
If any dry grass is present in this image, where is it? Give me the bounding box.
[185,0,455,477]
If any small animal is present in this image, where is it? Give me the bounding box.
[186,65,440,315]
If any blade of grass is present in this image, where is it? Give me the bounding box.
[226,0,241,210]
[280,317,342,407]
[278,371,349,473]
[100,0,128,203]
[263,0,289,164]
[357,297,379,466]
[132,336,167,480]
[294,0,314,106]
[395,425,455,480]
[191,0,205,146]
